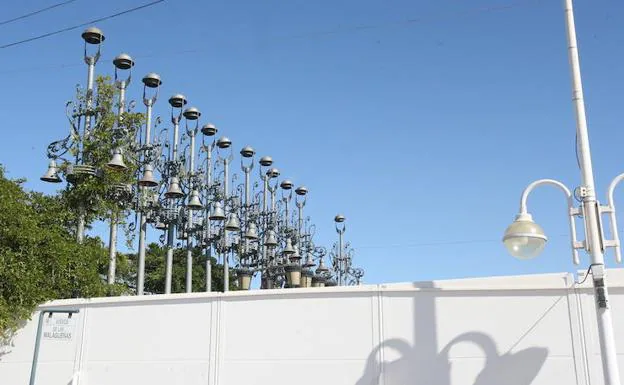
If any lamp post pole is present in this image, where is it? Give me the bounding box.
[223,156,230,292]
[76,28,104,244]
[215,136,233,292]
[240,146,255,274]
[136,73,161,296]
[164,94,187,294]
[183,107,201,293]
[504,2,621,383]
[186,130,196,293]
[563,1,620,383]
[205,149,212,292]
[107,53,134,286]
[335,215,346,286]
[258,157,273,288]
[202,123,218,292]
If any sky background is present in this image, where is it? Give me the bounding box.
[0,0,623,286]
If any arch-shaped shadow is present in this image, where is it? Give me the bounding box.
[357,332,547,385]
[441,331,548,385]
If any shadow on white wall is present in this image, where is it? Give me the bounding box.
[356,333,548,385]
[356,281,549,385]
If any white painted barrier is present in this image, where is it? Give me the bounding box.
[1,269,624,385]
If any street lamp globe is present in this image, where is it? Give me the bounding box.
[502,213,547,259]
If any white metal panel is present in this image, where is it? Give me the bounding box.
[83,300,213,362]
[221,293,376,361]
[2,270,624,385]
[84,362,210,385]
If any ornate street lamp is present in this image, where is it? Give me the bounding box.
[160,93,187,294]
[106,52,135,286]
[41,27,106,244]
[135,72,162,296]
[182,106,202,293]
[329,215,364,286]
[216,136,235,291]
[200,123,218,291]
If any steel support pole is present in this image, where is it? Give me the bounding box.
[205,245,212,292]
[338,229,344,285]
[242,165,251,267]
[107,81,126,285]
[298,204,304,245]
[165,116,181,294]
[205,149,213,292]
[186,237,193,293]
[137,100,153,296]
[76,208,85,244]
[563,1,621,383]
[261,175,268,288]
[223,157,230,292]
[107,212,118,285]
[186,132,196,293]
[165,224,174,294]
[76,58,96,244]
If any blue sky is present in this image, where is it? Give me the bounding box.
[1,0,623,285]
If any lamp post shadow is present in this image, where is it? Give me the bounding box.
[356,281,549,385]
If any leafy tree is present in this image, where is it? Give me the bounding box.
[0,164,234,341]
[119,243,237,294]
[59,75,145,243]
[0,75,235,340]
[0,166,126,341]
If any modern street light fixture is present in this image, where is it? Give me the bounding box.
[502,1,622,384]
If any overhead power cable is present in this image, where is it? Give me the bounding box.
[283,0,544,41]
[0,0,79,27]
[357,232,581,250]
[0,0,540,67]
[0,0,166,49]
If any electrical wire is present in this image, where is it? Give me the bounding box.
[575,263,600,285]
[0,0,79,27]
[358,230,624,250]
[358,238,502,249]
[282,0,544,41]
[0,0,541,70]
[0,0,166,49]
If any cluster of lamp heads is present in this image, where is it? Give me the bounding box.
[40,26,361,290]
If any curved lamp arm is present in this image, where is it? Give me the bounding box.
[520,179,581,265]
[607,173,624,263]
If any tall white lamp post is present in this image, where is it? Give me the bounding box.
[502,1,622,384]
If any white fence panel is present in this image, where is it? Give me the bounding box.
[1,270,624,385]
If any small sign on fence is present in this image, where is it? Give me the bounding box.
[42,314,76,341]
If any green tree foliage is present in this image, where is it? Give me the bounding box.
[0,76,234,341]
[60,76,145,238]
[0,166,123,340]
[0,165,234,340]
[119,243,237,294]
